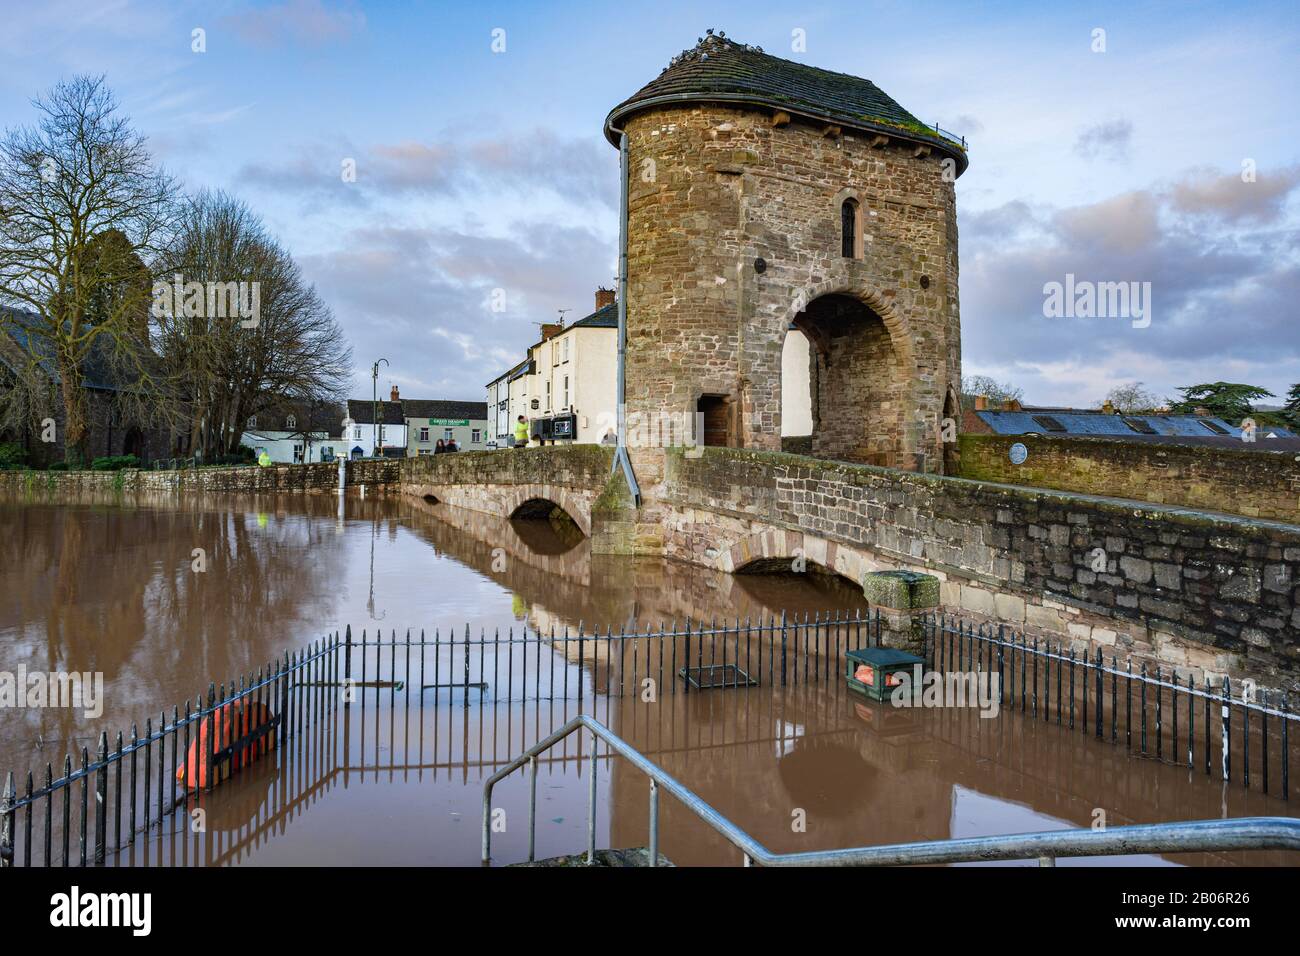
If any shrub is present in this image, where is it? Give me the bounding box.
[48,461,69,471]
[90,455,140,471]
[0,442,27,470]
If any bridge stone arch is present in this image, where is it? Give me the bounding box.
[781,275,921,470]
[406,479,594,537]
[711,525,885,595]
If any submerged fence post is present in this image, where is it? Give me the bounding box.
[1,771,12,868]
[343,624,353,710]
[94,733,108,864]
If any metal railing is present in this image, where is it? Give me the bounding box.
[924,614,1295,800]
[0,611,876,867]
[481,714,1300,867]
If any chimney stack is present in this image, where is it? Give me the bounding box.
[540,323,563,341]
[595,287,616,310]
[390,385,400,402]
[1101,399,1115,415]
[974,395,988,411]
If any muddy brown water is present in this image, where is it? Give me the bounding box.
[0,493,1295,866]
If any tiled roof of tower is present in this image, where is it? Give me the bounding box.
[604,32,967,173]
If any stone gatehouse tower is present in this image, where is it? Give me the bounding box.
[605,32,967,472]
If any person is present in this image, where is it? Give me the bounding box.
[512,415,529,448]
[257,450,272,467]
[434,439,446,454]
[446,438,460,453]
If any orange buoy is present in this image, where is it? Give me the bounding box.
[177,701,276,790]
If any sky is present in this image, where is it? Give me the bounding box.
[1,0,1297,408]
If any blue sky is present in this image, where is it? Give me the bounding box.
[2,0,1298,407]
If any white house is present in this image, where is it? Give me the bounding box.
[240,403,345,464]
[346,391,407,458]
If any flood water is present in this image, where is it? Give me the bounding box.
[1,492,1296,866]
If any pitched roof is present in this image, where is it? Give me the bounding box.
[486,358,530,388]
[973,409,1296,443]
[346,399,405,426]
[605,32,967,174]
[569,302,618,330]
[246,400,344,437]
[401,399,488,421]
[1,307,149,392]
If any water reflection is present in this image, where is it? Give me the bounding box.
[3,493,1295,867]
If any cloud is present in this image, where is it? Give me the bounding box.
[224,0,365,48]
[297,221,616,400]
[1073,118,1133,162]
[960,164,1300,406]
[237,129,618,210]
[1170,164,1300,223]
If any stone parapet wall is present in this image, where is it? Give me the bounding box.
[0,457,400,496]
[401,445,613,491]
[959,434,1300,523]
[658,447,1300,688]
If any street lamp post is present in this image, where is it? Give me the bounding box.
[371,358,389,457]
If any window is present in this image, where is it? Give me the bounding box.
[444,428,454,441]
[293,444,303,463]
[1198,420,1230,435]
[1121,417,1157,435]
[353,426,362,440]
[472,429,481,443]
[285,415,296,429]
[1031,415,1067,433]
[247,416,257,429]
[545,380,551,410]
[418,426,429,442]
[841,198,860,258]
[562,375,569,409]
[563,338,570,362]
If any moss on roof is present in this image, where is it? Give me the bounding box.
[605,32,967,173]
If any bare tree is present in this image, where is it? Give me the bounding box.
[155,190,352,459]
[0,75,178,464]
[960,375,1023,412]
[1099,381,1162,414]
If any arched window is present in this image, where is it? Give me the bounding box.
[285,415,297,429]
[841,198,859,258]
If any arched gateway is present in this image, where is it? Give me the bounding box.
[606,32,967,472]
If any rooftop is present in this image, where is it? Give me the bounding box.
[972,408,1297,446]
[401,399,488,421]
[346,399,405,426]
[605,31,967,174]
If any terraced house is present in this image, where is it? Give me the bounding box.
[404,398,489,454]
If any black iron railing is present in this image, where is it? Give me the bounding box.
[923,614,1295,800]
[0,611,879,867]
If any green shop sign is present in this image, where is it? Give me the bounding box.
[430,418,469,426]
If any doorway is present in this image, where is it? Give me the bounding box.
[697,394,732,447]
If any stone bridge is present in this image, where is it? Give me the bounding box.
[401,445,1300,690]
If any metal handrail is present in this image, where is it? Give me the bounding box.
[482,714,1300,867]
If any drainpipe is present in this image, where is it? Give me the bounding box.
[610,124,642,505]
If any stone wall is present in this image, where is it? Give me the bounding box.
[624,104,960,471]
[380,443,1300,688]
[0,457,400,496]
[653,447,1300,689]
[960,434,1300,523]
[401,446,615,536]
